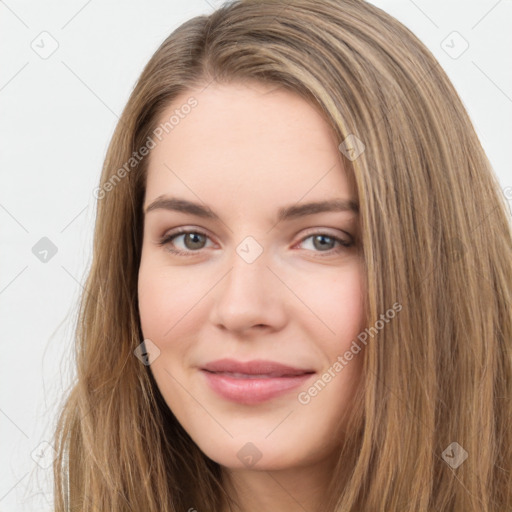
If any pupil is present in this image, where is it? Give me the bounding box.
[186,233,204,249]
[314,235,333,251]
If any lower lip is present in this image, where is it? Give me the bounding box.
[201,370,314,405]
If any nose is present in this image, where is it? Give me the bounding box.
[209,247,288,335]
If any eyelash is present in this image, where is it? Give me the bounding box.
[157,228,354,258]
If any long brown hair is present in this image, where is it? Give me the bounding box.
[52,0,512,510]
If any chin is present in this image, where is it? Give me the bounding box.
[192,434,321,472]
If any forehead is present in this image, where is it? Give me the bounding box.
[144,82,354,212]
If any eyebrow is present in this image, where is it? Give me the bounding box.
[144,196,359,222]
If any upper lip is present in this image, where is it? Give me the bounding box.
[201,358,315,377]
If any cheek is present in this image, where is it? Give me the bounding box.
[336,270,365,336]
[301,262,365,341]
[137,258,210,341]
[137,261,201,410]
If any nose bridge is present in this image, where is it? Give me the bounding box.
[210,239,286,332]
[222,244,271,309]
[230,242,269,289]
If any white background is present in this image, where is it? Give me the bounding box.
[1,1,511,510]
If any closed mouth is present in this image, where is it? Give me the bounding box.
[202,370,314,379]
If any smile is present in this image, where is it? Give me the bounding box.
[200,359,316,404]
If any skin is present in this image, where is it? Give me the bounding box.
[137,81,366,512]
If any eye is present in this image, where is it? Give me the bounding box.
[157,229,354,257]
[157,229,213,256]
[296,232,354,256]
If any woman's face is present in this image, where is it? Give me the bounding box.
[138,81,365,472]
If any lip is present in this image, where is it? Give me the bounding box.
[200,358,316,404]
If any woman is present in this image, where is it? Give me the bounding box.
[52,0,512,510]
